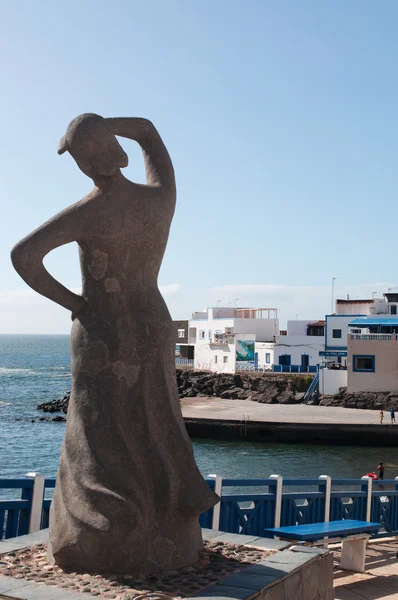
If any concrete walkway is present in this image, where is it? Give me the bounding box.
[334,539,398,599]
[181,398,388,425]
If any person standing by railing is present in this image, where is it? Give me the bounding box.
[390,407,396,424]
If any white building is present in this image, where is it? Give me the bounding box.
[272,320,325,373]
[317,292,398,395]
[190,307,279,374]
[322,293,398,368]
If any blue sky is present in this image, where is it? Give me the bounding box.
[1,0,398,333]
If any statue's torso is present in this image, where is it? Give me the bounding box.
[74,177,175,319]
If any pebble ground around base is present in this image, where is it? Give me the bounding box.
[0,530,291,600]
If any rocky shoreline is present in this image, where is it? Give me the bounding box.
[318,388,398,411]
[35,370,398,416]
[36,369,314,414]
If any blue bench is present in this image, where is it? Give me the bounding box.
[264,520,380,573]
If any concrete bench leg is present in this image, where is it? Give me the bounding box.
[340,536,368,573]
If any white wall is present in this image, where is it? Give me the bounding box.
[325,315,364,350]
[274,334,324,367]
[255,342,274,368]
[319,369,347,396]
[286,321,311,336]
[194,342,236,373]
[189,308,279,344]
[232,318,278,341]
[336,302,373,316]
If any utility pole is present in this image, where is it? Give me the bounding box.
[332,277,338,314]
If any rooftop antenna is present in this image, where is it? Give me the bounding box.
[234,298,239,308]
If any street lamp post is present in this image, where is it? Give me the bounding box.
[332,277,338,314]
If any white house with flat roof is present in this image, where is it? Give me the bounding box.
[190,307,279,373]
[322,293,398,368]
[272,320,325,373]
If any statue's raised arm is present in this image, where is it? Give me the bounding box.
[105,117,175,189]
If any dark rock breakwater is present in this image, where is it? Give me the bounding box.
[36,369,314,413]
[318,388,398,411]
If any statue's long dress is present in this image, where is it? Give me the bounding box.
[48,182,218,574]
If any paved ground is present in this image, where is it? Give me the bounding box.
[334,539,398,599]
[181,398,388,425]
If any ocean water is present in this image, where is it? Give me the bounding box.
[2,335,398,483]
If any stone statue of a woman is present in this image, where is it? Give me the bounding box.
[11,114,218,574]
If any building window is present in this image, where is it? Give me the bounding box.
[214,355,218,364]
[391,305,397,315]
[332,329,342,339]
[177,329,185,338]
[199,330,205,339]
[307,325,325,336]
[223,356,228,364]
[279,354,291,366]
[353,355,375,372]
[266,353,271,364]
[208,330,212,340]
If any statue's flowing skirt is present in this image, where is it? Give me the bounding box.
[48,305,217,574]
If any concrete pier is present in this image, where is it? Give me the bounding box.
[182,399,397,446]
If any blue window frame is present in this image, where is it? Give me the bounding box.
[353,355,375,372]
[332,329,342,339]
[391,305,397,315]
[199,330,205,339]
[279,354,291,366]
[266,353,271,364]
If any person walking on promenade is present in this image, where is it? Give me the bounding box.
[380,409,384,424]
[377,462,384,480]
[390,407,396,424]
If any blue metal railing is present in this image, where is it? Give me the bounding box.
[303,372,319,403]
[2,475,398,540]
[0,478,34,539]
[272,365,317,373]
[175,358,194,366]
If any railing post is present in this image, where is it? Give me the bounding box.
[270,474,283,528]
[25,472,45,533]
[361,476,373,522]
[208,474,222,530]
[319,475,331,522]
